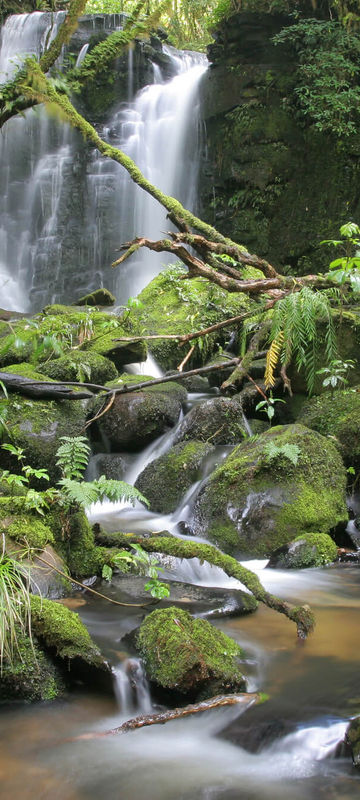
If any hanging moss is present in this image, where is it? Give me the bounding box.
[0,631,64,703]
[4,516,54,550]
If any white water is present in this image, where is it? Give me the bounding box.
[0,14,207,311]
[113,657,152,715]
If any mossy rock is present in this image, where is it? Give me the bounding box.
[0,393,87,483]
[126,265,255,371]
[192,424,348,556]
[267,532,338,569]
[95,380,187,452]
[135,440,215,514]
[174,396,247,446]
[346,716,360,768]
[30,595,112,691]
[47,509,108,578]
[72,288,116,307]
[3,515,54,550]
[37,350,118,385]
[0,631,65,704]
[297,387,360,468]
[3,363,54,381]
[136,606,246,700]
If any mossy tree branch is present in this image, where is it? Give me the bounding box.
[39,0,88,74]
[94,532,315,638]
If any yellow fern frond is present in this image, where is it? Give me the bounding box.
[265,331,284,390]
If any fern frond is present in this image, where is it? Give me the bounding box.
[94,476,149,507]
[56,436,91,479]
[57,479,99,508]
[265,331,284,389]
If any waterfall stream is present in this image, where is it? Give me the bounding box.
[0,13,206,310]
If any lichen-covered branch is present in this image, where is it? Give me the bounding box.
[39,0,88,74]
[94,533,315,638]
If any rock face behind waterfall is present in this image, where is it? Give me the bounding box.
[192,424,348,556]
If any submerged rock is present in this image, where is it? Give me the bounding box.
[192,424,348,556]
[174,396,247,446]
[268,533,338,569]
[297,387,360,468]
[136,606,246,700]
[135,440,214,513]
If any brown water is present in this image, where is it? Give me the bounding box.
[0,562,359,800]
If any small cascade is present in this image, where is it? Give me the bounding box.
[113,657,152,716]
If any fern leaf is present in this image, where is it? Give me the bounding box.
[265,331,284,389]
[58,479,99,508]
[94,476,149,507]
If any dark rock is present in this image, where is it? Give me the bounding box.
[345,716,360,768]
[297,387,360,468]
[267,533,338,569]
[174,396,247,446]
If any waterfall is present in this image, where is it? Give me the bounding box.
[0,13,207,311]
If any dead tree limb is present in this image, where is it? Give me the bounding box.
[221,321,271,393]
[72,693,262,739]
[0,371,94,400]
[94,533,315,638]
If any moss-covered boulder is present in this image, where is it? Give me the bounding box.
[174,396,247,446]
[96,379,187,451]
[267,532,338,569]
[192,424,348,556]
[297,388,360,468]
[47,509,107,578]
[2,515,54,550]
[126,265,255,371]
[136,607,246,700]
[0,632,65,703]
[37,350,118,384]
[135,440,215,513]
[72,288,116,307]
[0,393,87,483]
[346,716,360,768]
[30,595,112,691]
[2,363,54,381]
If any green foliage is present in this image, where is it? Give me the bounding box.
[321,221,360,295]
[56,435,91,480]
[268,286,338,394]
[103,542,170,598]
[316,358,355,390]
[0,535,32,673]
[58,476,148,509]
[273,20,360,137]
[255,392,285,424]
[264,441,301,467]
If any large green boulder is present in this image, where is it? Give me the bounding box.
[174,396,247,445]
[127,265,257,371]
[192,424,348,556]
[135,440,215,513]
[297,387,360,468]
[0,393,87,483]
[96,379,187,451]
[136,606,246,700]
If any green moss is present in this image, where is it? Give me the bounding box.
[346,716,360,767]
[193,424,348,556]
[30,594,104,667]
[4,516,54,550]
[37,351,118,385]
[0,631,64,703]
[135,440,214,513]
[4,363,54,381]
[136,606,246,697]
[47,509,107,577]
[73,288,116,307]
[293,532,338,566]
[297,387,360,467]
[126,265,255,371]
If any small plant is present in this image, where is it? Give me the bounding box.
[321,222,360,301]
[316,358,355,391]
[255,392,285,425]
[102,543,170,599]
[264,441,301,467]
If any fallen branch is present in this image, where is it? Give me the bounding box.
[0,371,94,400]
[94,533,315,638]
[72,692,262,739]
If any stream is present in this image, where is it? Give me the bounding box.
[1,385,360,799]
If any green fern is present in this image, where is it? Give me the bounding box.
[58,476,149,509]
[269,287,337,394]
[264,441,300,467]
[56,435,91,480]
[57,479,99,507]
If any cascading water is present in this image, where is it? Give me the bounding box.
[0,13,207,311]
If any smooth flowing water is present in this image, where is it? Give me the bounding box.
[0,14,206,310]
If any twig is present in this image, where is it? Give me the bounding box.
[177,345,195,372]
